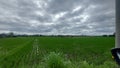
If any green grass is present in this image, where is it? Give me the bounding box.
[44,52,68,68]
[0,36,117,68]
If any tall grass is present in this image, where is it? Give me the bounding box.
[44,52,69,68]
[43,52,117,68]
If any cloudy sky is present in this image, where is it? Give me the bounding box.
[0,0,115,35]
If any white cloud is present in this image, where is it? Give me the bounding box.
[80,14,89,22]
[34,0,48,8]
[72,6,82,13]
[35,11,45,16]
[52,12,67,21]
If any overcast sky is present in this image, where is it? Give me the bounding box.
[0,0,115,35]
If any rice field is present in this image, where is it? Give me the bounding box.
[0,36,117,68]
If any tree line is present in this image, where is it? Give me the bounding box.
[0,32,115,38]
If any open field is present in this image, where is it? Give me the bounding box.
[0,37,117,68]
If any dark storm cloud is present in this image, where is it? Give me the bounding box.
[0,0,115,35]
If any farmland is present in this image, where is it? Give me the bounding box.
[0,36,117,68]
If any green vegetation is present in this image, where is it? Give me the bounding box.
[44,52,69,68]
[0,37,117,68]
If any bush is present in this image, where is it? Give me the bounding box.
[44,52,69,68]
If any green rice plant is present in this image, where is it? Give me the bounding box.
[0,37,116,68]
[44,52,70,68]
[97,61,117,68]
[79,61,94,68]
[78,61,117,68]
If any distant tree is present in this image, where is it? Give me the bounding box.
[0,33,6,38]
[8,32,14,37]
[102,35,108,37]
[113,32,115,36]
[109,33,115,37]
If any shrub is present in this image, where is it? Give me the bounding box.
[44,52,69,68]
